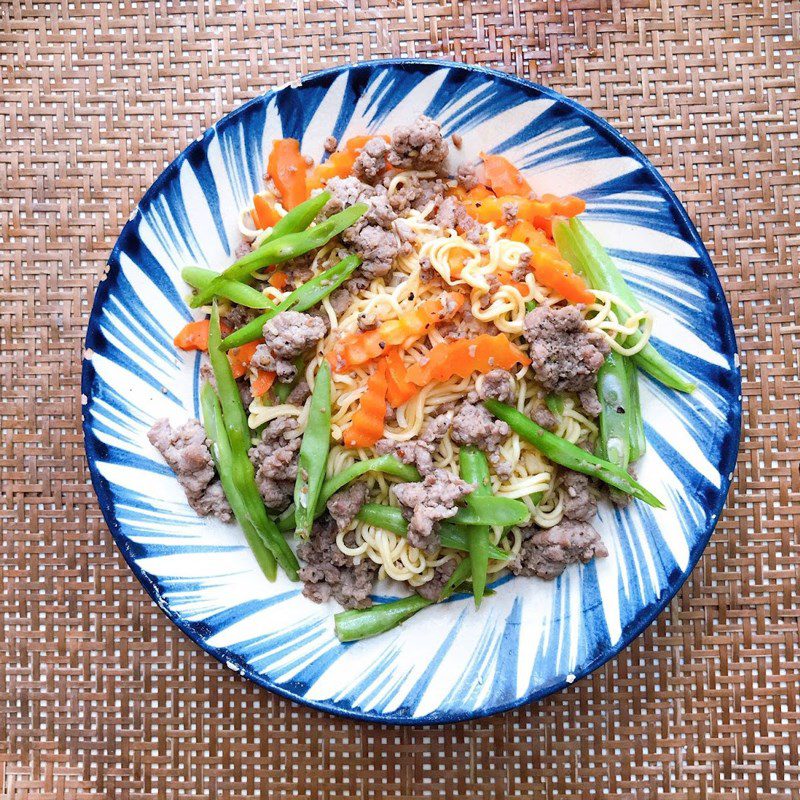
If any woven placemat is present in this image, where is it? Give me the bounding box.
[2,1,798,797]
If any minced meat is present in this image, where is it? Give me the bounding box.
[375,411,452,476]
[298,515,377,609]
[388,115,449,170]
[433,196,483,244]
[148,418,232,522]
[392,468,474,554]
[456,162,481,191]
[471,369,515,404]
[326,482,368,530]
[522,305,610,393]
[352,137,389,184]
[532,405,559,431]
[560,470,597,522]
[415,558,458,601]
[450,403,509,453]
[510,520,608,580]
[578,387,602,418]
[248,416,301,511]
[286,378,311,406]
[251,310,326,383]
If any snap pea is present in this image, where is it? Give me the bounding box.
[545,393,564,416]
[451,495,530,527]
[276,455,422,533]
[182,266,277,310]
[355,503,510,561]
[221,254,361,350]
[484,399,664,508]
[191,203,367,307]
[524,299,538,312]
[264,190,333,243]
[334,557,474,642]
[459,446,493,607]
[200,383,277,580]
[626,354,646,462]
[553,217,695,393]
[596,350,634,471]
[294,361,332,539]
[208,303,300,579]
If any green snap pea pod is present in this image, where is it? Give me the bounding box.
[191,202,367,308]
[484,399,664,508]
[334,557,474,642]
[264,190,333,243]
[355,504,510,561]
[221,254,362,350]
[545,393,564,416]
[524,299,538,312]
[276,455,422,533]
[451,495,530,528]
[553,218,695,393]
[596,350,634,471]
[626,354,646,462]
[182,266,277,310]
[200,383,277,580]
[459,446,493,607]
[294,361,332,538]
[208,303,300,578]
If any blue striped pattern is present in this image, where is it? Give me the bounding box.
[82,60,740,724]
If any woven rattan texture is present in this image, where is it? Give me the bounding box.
[1,1,798,797]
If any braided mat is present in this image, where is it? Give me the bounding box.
[2,1,798,797]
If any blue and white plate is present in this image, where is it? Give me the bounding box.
[82,59,740,724]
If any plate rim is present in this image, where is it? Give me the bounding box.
[81,57,742,725]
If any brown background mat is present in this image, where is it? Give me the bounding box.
[1,0,798,797]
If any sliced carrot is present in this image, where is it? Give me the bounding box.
[481,153,531,197]
[496,270,530,296]
[343,360,389,448]
[328,292,465,373]
[405,334,530,388]
[307,134,390,190]
[269,271,288,290]
[174,319,231,351]
[251,369,276,397]
[463,193,586,235]
[227,340,262,379]
[267,139,309,210]
[466,185,494,201]
[384,347,419,408]
[252,193,281,229]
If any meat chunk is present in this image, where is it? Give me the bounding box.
[471,369,515,404]
[248,416,301,510]
[456,162,481,191]
[560,470,597,522]
[511,251,531,283]
[388,173,449,214]
[441,306,498,340]
[433,196,483,243]
[522,305,610,393]
[392,468,474,554]
[510,520,608,580]
[352,137,389,184]
[148,418,232,522]
[326,482,368,530]
[286,378,311,406]
[222,303,259,331]
[532,405,559,431]
[324,135,338,153]
[450,403,509,453]
[234,241,253,259]
[415,558,458,601]
[251,310,326,383]
[502,202,518,226]
[357,312,379,331]
[298,516,377,609]
[375,411,452,476]
[324,176,401,278]
[388,115,449,170]
[578,387,602,418]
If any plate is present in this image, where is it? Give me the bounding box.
[82,59,741,724]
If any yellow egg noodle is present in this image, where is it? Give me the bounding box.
[238,177,654,588]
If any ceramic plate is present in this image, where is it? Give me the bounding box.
[82,59,740,723]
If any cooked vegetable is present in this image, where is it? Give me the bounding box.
[484,399,664,507]
[481,153,531,197]
[273,357,306,404]
[174,319,215,351]
[294,361,332,538]
[252,192,281,229]
[596,350,635,470]
[553,217,695,393]
[266,189,332,242]
[329,293,465,372]
[510,222,595,304]
[207,303,300,578]
[464,192,585,235]
[200,383,277,580]
[334,557,473,642]
[343,361,389,448]
[384,347,419,408]
[459,446,493,607]
[267,138,309,210]
[182,267,276,310]
[276,455,420,533]
[268,271,288,290]
[251,369,276,397]
[451,495,530,528]
[227,340,261,380]
[190,203,366,308]
[221,254,362,350]
[405,333,530,387]
[355,504,509,560]
[308,134,390,189]
[545,393,564,416]
[626,354,646,462]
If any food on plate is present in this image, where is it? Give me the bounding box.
[149,116,692,640]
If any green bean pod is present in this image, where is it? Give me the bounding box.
[545,393,564,416]
[596,350,633,470]
[484,399,664,508]
[182,267,277,310]
[355,503,510,561]
[459,447,494,607]
[626,353,646,462]
[451,495,530,528]
[294,361,332,538]
[221,254,361,350]
[553,217,695,393]
[264,190,332,243]
[191,203,367,308]
[200,383,277,580]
